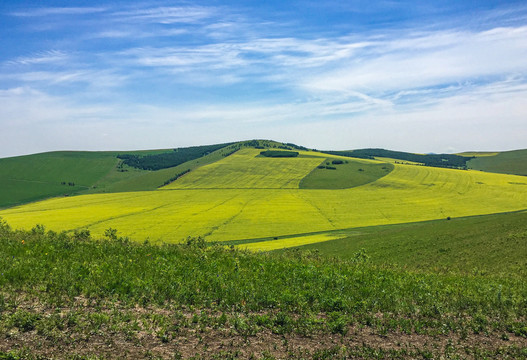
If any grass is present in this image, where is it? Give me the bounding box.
[299,159,393,189]
[0,151,119,208]
[467,149,527,176]
[0,149,181,209]
[1,156,527,243]
[297,210,527,277]
[0,221,526,358]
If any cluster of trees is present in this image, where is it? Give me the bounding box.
[162,169,191,187]
[222,147,240,157]
[60,181,75,186]
[325,149,473,169]
[117,143,233,171]
[260,150,299,158]
[284,143,309,151]
[243,140,309,151]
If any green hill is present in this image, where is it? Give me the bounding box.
[0,151,121,208]
[0,143,238,208]
[466,149,527,176]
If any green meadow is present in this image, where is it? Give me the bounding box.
[467,149,527,176]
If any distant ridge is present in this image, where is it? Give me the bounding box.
[322,148,473,169]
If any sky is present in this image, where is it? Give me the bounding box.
[1,0,526,157]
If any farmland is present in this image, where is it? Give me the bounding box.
[1,141,527,359]
[1,146,527,244]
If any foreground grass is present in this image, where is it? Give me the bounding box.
[0,220,526,359]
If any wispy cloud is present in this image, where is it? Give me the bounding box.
[10,7,107,17]
[302,26,527,95]
[112,5,218,24]
[5,50,69,66]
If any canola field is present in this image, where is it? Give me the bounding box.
[163,148,324,189]
[1,149,527,247]
[237,233,347,251]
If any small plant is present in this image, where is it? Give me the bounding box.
[104,227,118,241]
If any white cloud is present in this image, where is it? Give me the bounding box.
[10,7,107,17]
[303,26,527,94]
[111,6,218,24]
[5,50,69,66]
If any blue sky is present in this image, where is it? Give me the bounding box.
[1,0,526,157]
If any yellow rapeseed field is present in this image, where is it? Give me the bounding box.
[1,149,527,249]
[237,233,346,251]
[163,148,324,189]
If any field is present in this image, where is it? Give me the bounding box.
[0,151,119,208]
[299,159,394,189]
[467,149,527,176]
[163,148,324,189]
[1,147,527,245]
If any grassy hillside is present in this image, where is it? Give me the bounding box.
[297,210,527,277]
[0,144,242,208]
[0,151,119,208]
[86,143,244,193]
[299,158,393,189]
[0,223,526,359]
[1,149,527,244]
[467,149,527,176]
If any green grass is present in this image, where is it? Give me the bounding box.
[0,151,120,208]
[0,149,184,208]
[299,159,393,189]
[467,149,527,176]
[0,221,526,358]
[298,210,527,277]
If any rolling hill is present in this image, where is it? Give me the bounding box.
[0,143,238,208]
[1,142,527,247]
[466,149,527,176]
